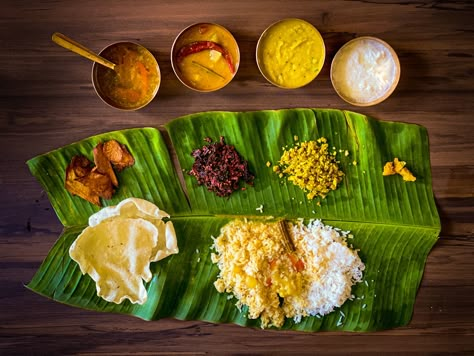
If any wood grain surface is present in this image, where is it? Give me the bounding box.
[1,0,473,354]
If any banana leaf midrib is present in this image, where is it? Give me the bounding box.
[60,215,441,232]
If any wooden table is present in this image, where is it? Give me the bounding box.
[2,0,473,354]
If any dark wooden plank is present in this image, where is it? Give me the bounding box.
[1,0,473,354]
[1,236,473,354]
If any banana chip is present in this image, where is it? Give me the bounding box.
[69,198,179,305]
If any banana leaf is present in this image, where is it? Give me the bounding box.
[26,109,440,331]
[27,127,191,227]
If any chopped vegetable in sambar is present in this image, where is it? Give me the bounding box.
[96,43,159,109]
[383,157,416,182]
[273,138,344,199]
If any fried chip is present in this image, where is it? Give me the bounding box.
[103,140,135,171]
[151,221,179,262]
[70,218,158,304]
[89,198,178,262]
[382,161,396,176]
[383,157,416,182]
[94,143,118,187]
[89,197,170,225]
[64,140,134,206]
[393,157,416,182]
[78,169,114,199]
[65,156,102,206]
[65,178,100,206]
[71,155,93,178]
[69,198,179,305]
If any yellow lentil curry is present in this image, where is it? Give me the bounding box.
[257,18,325,88]
[95,43,160,110]
[173,23,239,91]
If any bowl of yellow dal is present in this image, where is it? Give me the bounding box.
[171,23,240,92]
[256,18,325,89]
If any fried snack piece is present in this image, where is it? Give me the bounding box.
[70,155,93,178]
[382,162,396,176]
[65,155,115,206]
[79,169,115,199]
[94,143,118,187]
[70,217,158,304]
[383,157,416,182]
[103,140,135,171]
[64,140,135,206]
[69,198,179,305]
[88,197,179,262]
[65,156,101,206]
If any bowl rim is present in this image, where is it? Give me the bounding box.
[170,22,240,93]
[330,36,401,107]
[92,41,161,111]
[255,17,326,89]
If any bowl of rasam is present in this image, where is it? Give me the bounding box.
[92,42,160,110]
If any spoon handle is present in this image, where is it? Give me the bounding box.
[52,32,116,71]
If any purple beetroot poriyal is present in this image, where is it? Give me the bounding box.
[188,136,254,197]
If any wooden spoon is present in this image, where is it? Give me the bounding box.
[52,32,116,71]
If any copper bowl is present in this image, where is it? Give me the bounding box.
[92,41,160,110]
[256,18,326,89]
[330,36,400,106]
[171,23,240,92]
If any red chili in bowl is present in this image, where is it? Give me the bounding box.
[189,136,254,197]
[176,41,235,74]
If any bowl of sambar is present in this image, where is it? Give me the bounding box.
[171,23,240,92]
[92,42,160,110]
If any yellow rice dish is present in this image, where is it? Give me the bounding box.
[211,219,365,328]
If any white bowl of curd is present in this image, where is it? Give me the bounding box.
[330,36,400,106]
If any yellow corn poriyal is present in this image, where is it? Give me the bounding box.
[273,138,345,200]
[69,198,179,305]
